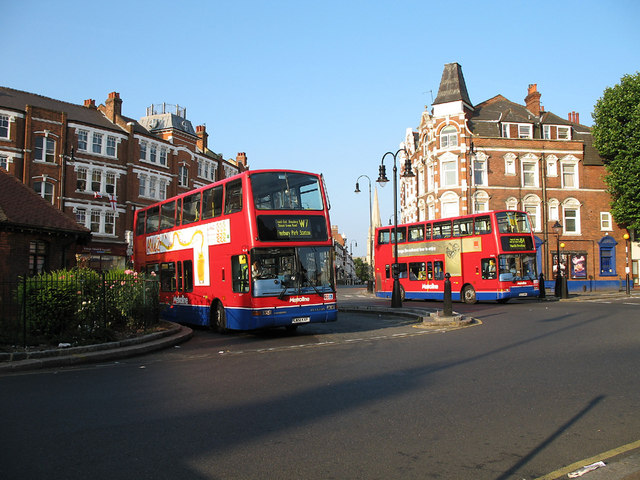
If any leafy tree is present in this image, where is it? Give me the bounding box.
[353,257,371,283]
[592,72,640,232]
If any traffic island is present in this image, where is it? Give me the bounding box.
[418,311,475,328]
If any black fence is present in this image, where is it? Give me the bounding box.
[0,271,160,348]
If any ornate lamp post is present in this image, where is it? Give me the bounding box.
[355,175,374,292]
[376,148,414,308]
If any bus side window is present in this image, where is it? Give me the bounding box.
[202,185,223,219]
[177,261,183,291]
[160,262,176,292]
[427,262,433,280]
[424,223,432,240]
[396,263,408,279]
[475,216,492,235]
[182,192,201,225]
[183,260,193,292]
[409,262,426,280]
[224,179,243,215]
[378,230,391,245]
[232,255,249,293]
[481,258,497,279]
[160,201,176,230]
[434,261,444,280]
[135,210,146,235]
[146,206,160,233]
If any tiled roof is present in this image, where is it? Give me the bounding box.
[433,63,472,106]
[0,86,126,133]
[0,170,91,236]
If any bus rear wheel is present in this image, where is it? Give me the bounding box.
[462,285,477,304]
[213,302,228,333]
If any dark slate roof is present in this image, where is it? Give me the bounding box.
[138,113,197,136]
[0,86,126,133]
[432,63,472,106]
[0,170,91,236]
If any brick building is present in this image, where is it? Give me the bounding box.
[399,63,637,291]
[0,87,248,271]
[0,169,90,283]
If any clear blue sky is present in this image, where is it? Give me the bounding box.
[4,0,639,257]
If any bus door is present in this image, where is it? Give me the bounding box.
[423,257,446,299]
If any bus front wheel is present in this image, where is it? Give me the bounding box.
[462,285,477,304]
[213,302,228,333]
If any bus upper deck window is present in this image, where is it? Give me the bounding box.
[225,180,243,214]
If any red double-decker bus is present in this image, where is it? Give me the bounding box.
[374,210,539,303]
[133,169,337,331]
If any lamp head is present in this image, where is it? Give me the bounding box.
[623,233,630,240]
[401,157,415,178]
[552,221,563,236]
[354,182,361,193]
[377,164,389,187]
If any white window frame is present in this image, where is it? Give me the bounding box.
[0,114,9,139]
[502,123,512,138]
[34,135,56,163]
[440,125,458,149]
[1,154,9,170]
[548,199,559,221]
[523,195,541,232]
[92,133,103,154]
[106,136,117,157]
[440,154,458,188]
[34,180,55,204]
[522,161,539,187]
[179,165,189,187]
[137,171,169,201]
[440,191,460,218]
[472,153,488,186]
[504,153,516,175]
[473,191,489,213]
[560,157,579,189]
[600,212,612,231]
[562,198,581,235]
[77,130,88,151]
[557,126,571,140]
[546,155,558,176]
[505,197,518,210]
[518,124,533,139]
[543,125,551,140]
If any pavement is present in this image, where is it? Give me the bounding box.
[1,287,638,479]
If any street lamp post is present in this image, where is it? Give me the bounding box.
[376,148,414,308]
[355,175,374,292]
[624,233,630,295]
[552,221,567,298]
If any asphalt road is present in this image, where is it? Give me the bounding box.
[1,289,639,479]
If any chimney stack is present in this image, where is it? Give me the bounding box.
[84,99,96,108]
[104,92,122,122]
[567,111,580,124]
[525,84,542,116]
[236,152,248,170]
[196,125,208,152]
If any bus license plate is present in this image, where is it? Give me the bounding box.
[292,317,310,324]
[519,292,528,296]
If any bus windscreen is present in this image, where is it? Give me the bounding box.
[251,172,324,210]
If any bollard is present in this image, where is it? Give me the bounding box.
[539,272,546,299]
[443,272,452,317]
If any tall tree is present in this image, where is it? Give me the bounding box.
[592,72,640,232]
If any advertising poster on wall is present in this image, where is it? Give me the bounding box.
[570,253,587,278]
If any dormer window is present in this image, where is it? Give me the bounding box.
[518,124,532,139]
[440,126,458,148]
[557,126,570,140]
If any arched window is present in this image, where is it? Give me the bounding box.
[473,191,489,213]
[523,194,541,231]
[562,198,581,235]
[598,236,618,276]
[505,197,518,210]
[33,180,54,204]
[440,191,460,218]
[548,198,559,221]
[440,125,458,149]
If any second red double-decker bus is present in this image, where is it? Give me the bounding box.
[374,210,539,303]
[133,169,337,331]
